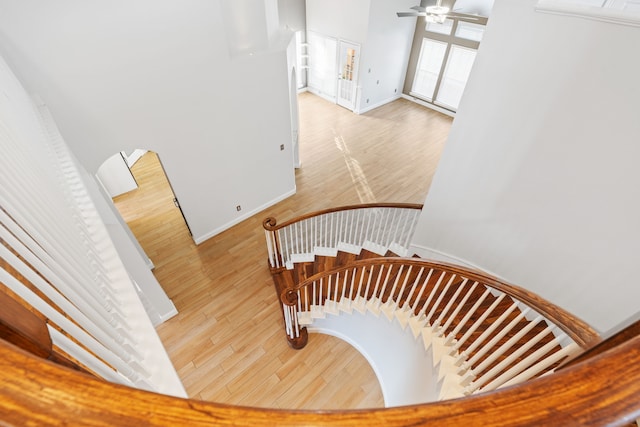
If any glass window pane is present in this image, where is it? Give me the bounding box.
[436,45,477,110]
[425,18,454,35]
[455,21,485,41]
[411,39,448,100]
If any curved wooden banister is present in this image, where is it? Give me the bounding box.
[1,334,639,426]
[262,203,423,231]
[263,203,424,271]
[284,258,600,349]
[560,318,640,370]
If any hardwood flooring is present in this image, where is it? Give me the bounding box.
[112,93,452,410]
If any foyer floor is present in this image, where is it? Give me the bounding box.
[112,93,452,409]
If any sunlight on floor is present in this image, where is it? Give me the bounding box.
[334,131,376,204]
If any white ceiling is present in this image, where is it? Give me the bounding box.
[452,0,495,16]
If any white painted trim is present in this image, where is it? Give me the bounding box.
[356,94,403,115]
[126,149,148,167]
[193,188,297,244]
[535,0,640,26]
[306,86,337,104]
[401,94,456,117]
[410,246,533,295]
[409,243,479,269]
[158,302,179,323]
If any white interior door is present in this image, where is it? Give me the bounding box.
[337,41,360,111]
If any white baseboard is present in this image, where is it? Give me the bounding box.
[409,244,520,289]
[356,95,402,115]
[409,244,481,270]
[158,301,179,323]
[401,94,456,118]
[306,87,337,104]
[193,187,297,244]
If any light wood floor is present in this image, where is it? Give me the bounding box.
[113,92,452,410]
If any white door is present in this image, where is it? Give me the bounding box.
[337,41,360,111]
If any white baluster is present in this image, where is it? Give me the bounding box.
[439,281,478,335]
[478,333,569,393]
[325,273,339,315]
[425,274,457,325]
[500,342,581,389]
[407,268,436,338]
[444,288,492,346]
[395,267,426,329]
[354,265,373,314]
[451,293,507,354]
[381,265,405,321]
[413,271,447,324]
[458,302,529,368]
[366,264,387,315]
[464,319,550,391]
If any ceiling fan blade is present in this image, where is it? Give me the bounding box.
[397,11,425,17]
[410,5,426,11]
[446,12,481,21]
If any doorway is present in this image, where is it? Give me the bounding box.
[290,68,301,168]
[337,40,360,111]
[99,150,193,266]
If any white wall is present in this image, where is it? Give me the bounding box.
[306,0,417,113]
[306,0,371,43]
[96,152,137,198]
[357,0,417,113]
[310,311,437,406]
[411,0,640,333]
[278,0,306,31]
[0,0,296,243]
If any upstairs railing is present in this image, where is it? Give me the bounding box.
[263,203,423,270]
[1,327,639,426]
[281,258,600,401]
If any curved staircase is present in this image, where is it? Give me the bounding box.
[264,204,599,403]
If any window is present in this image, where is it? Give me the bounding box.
[412,40,448,100]
[455,21,485,41]
[436,46,478,109]
[426,19,454,35]
[408,16,487,112]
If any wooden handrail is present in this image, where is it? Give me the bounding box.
[1,333,639,426]
[263,203,424,270]
[284,258,600,350]
[0,285,92,374]
[263,203,423,231]
[560,318,640,370]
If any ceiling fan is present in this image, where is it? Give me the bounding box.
[397,0,479,23]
